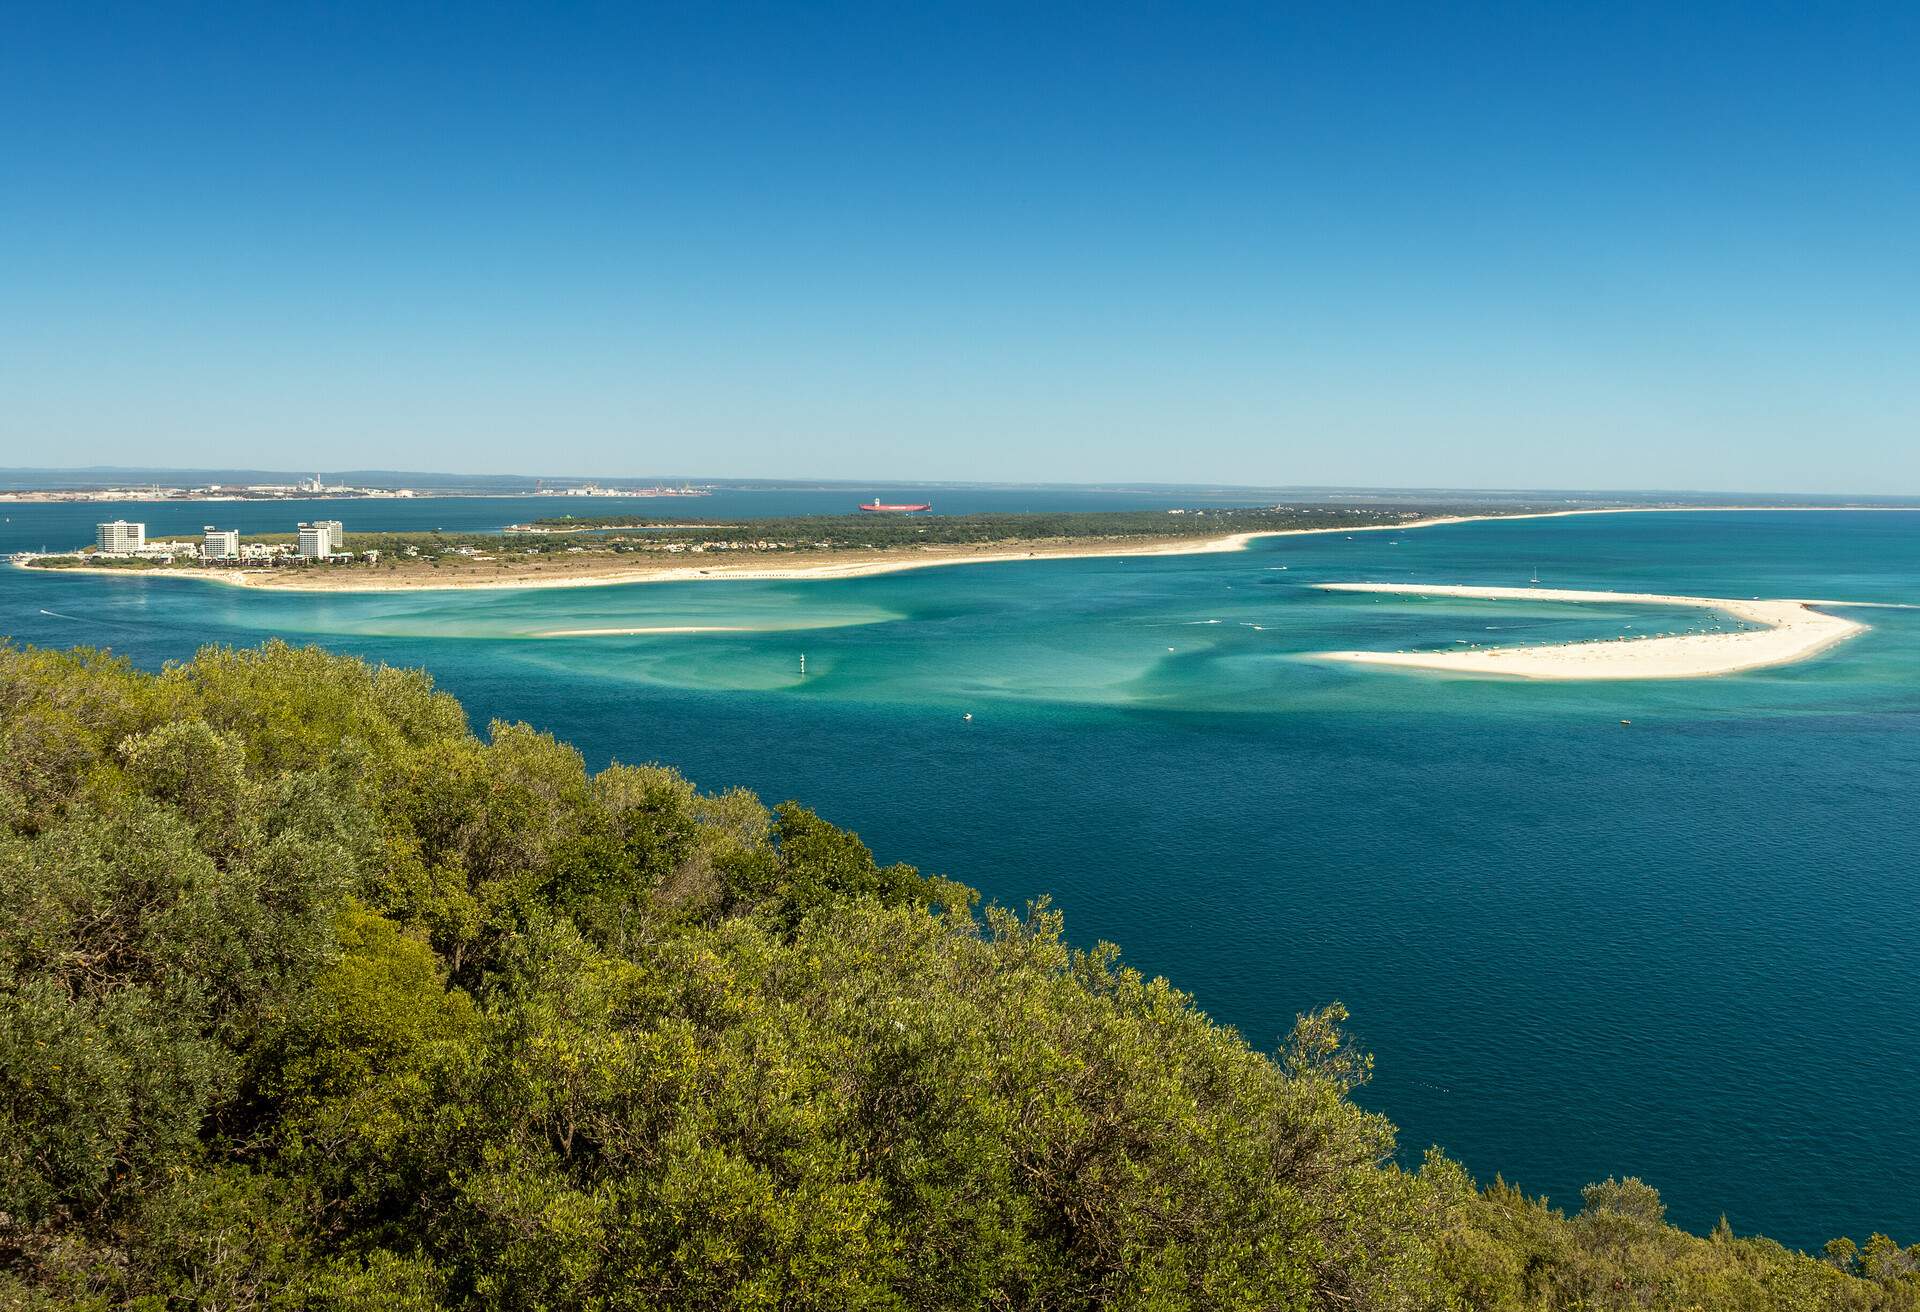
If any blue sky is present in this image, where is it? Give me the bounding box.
[3,1,1916,491]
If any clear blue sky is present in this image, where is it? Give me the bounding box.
[4,1,1916,491]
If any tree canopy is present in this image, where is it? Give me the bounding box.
[1,641,1913,1310]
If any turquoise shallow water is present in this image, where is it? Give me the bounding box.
[4,502,1918,1247]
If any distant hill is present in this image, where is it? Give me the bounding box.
[4,468,1918,507]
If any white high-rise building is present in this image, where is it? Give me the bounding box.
[96,521,145,554]
[315,519,345,549]
[296,522,333,559]
[202,527,240,560]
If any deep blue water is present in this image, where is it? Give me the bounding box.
[3,497,1917,1249]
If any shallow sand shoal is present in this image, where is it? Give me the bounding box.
[1311,583,1868,680]
[532,625,752,637]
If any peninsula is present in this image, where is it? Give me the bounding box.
[13,504,1525,591]
[1313,583,1871,679]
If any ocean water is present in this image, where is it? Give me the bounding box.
[3,499,1917,1248]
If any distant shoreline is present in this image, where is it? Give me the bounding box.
[0,489,713,505]
[12,504,1919,594]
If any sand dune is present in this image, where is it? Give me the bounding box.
[1312,583,1868,680]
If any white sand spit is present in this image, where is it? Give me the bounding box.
[1312,583,1868,680]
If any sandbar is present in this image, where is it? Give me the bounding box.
[1312,583,1869,679]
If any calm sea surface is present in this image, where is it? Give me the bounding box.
[4,494,1916,1248]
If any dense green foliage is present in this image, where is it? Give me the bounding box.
[517,505,1474,547]
[1,641,1913,1310]
[15,557,164,571]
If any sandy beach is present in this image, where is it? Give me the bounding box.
[1313,583,1871,679]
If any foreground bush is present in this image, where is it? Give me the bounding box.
[1,641,1912,1310]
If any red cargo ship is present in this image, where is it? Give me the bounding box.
[858,498,932,512]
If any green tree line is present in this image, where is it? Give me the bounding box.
[1,641,1913,1309]
[519,505,1472,547]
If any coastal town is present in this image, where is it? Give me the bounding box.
[17,517,369,570]
[0,475,417,504]
[0,474,712,503]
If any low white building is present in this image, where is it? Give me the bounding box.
[202,527,240,560]
[97,520,146,554]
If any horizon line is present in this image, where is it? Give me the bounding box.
[4,466,1920,504]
